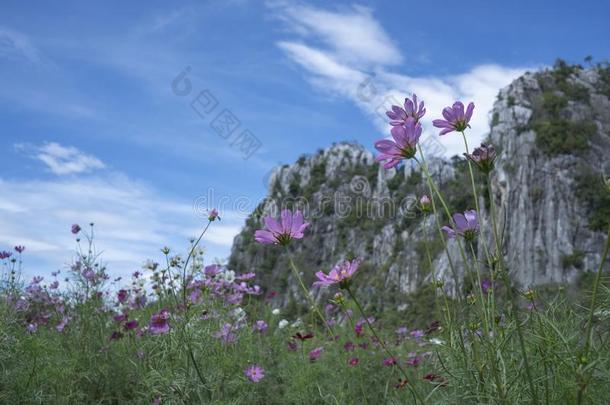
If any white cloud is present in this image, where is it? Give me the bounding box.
[0,174,248,280]
[268,1,401,67]
[0,26,39,62]
[17,142,106,175]
[270,3,532,157]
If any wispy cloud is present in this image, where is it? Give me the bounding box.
[0,173,249,280]
[269,1,402,67]
[269,3,532,157]
[0,26,40,62]
[16,142,106,175]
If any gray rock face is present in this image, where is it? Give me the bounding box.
[228,63,610,310]
[488,66,610,286]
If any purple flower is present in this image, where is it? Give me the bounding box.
[110,331,124,341]
[149,309,170,335]
[354,322,364,337]
[214,323,237,344]
[343,341,355,351]
[114,313,128,323]
[396,326,409,335]
[441,210,479,241]
[386,94,426,125]
[0,251,12,259]
[464,143,496,173]
[56,316,70,332]
[124,320,139,330]
[254,209,310,245]
[348,357,360,366]
[253,320,268,333]
[244,365,265,382]
[433,101,475,135]
[383,357,397,367]
[308,346,324,362]
[236,272,256,280]
[14,245,25,253]
[49,281,59,289]
[374,118,422,168]
[407,355,422,367]
[208,208,220,222]
[71,224,81,234]
[26,323,37,333]
[204,264,221,278]
[410,329,425,339]
[117,289,128,304]
[82,268,96,282]
[481,279,493,294]
[313,258,361,289]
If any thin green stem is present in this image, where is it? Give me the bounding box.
[288,257,335,338]
[577,223,610,404]
[461,131,493,271]
[469,242,490,334]
[345,286,427,404]
[487,175,538,404]
[173,220,213,393]
[415,153,469,299]
[182,221,212,306]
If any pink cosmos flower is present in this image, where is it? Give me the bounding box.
[56,316,70,332]
[313,258,362,289]
[253,320,268,333]
[149,309,170,335]
[254,209,310,245]
[214,323,237,344]
[354,322,364,337]
[386,94,426,125]
[244,365,265,382]
[308,346,324,362]
[433,101,475,135]
[410,329,425,339]
[204,264,221,278]
[441,210,479,241]
[407,356,422,367]
[348,357,360,366]
[374,118,422,168]
[383,357,397,366]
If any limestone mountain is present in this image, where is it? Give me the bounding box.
[228,60,610,318]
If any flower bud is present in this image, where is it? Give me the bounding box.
[419,195,432,213]
[208,208,220,222]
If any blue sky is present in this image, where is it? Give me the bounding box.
[1,0,609,280]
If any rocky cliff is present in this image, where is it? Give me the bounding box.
[228,61,610,316]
